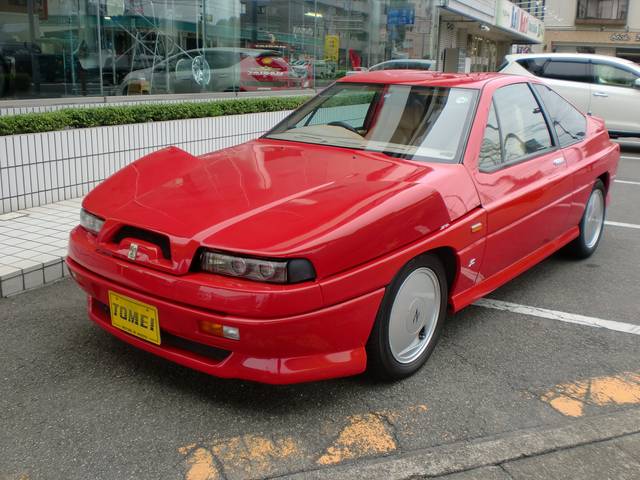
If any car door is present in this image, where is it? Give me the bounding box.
[538,58,593,115]
[532,83,593,228]
[590,61,640,135]
[469,82,573,279]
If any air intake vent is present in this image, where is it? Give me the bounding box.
[113,226,172,260]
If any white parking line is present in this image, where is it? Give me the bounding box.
[605,220,640,230]
[615,180,640,186]
[474,298,640,336]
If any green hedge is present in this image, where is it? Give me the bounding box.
[0,95,311,136]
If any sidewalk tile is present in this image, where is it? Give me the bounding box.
[31,244,60,254]
[1,255,26,265]
[0,265,21,280]
[8,258,41,270]
[1,237,28,247]
[1,196,82,296]
[0,245,22,256]
[0,212,28,221]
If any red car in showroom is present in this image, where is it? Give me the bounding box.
[67,72,620,384]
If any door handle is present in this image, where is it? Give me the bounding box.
[552,157,565,166]
[593,91,608,97]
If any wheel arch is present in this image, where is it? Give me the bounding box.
[597,172,610,193]
[427,246,458,297]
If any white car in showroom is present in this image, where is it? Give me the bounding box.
[499,53,640,138]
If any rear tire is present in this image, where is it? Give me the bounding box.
[366,254,447,380]
[566,179,606,259]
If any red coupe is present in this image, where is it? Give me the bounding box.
[67,72,620,384]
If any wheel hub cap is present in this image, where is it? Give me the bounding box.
[388,267,440,364]
[584,189,605,249]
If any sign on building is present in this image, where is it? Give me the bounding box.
[387,6,415,26]
[324,35,340,62]
[495,0,544,43]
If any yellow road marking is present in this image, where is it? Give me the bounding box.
[317,413,396,465]
[210,434,300,477]
[179,404,429,478]
[542,371,640,417]
[185,448,218,480]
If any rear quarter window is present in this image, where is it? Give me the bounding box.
[533,84,587,147]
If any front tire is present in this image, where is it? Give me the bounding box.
[566,179,606,259]
[367,254,448,380]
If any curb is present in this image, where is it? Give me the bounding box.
[0,256,71,298]
[277,408,640,480]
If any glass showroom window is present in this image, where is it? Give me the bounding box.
[0,0,439,100]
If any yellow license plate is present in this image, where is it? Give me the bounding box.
[108,291,161,345]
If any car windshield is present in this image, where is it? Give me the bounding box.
[265,83,478,163]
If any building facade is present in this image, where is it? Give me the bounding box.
[0,0,543,103]
[544,0,640,62]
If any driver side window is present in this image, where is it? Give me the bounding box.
[493,83,552,163]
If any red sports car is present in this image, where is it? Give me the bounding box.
[67,72,620,384]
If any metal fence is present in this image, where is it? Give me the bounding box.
[0,110,292,214]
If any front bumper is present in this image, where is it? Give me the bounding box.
[66,255,384,384]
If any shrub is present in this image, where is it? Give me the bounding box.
[0,95,311,136]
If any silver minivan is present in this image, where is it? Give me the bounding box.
[500,53,640,138]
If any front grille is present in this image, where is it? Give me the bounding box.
[113,226,171,260]
[92,299,231,363]
[162,331,231,362]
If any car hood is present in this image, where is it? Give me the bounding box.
[84,140,479,277]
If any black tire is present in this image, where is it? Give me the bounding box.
[566,179,606,259]
[366,253,448,381]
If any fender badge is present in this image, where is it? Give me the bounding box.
[128,243,139,260]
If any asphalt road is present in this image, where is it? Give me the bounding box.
[1,148,640,480]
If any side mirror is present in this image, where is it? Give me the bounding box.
[634,78,640,90]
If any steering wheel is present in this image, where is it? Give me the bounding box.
[327,121,359,134]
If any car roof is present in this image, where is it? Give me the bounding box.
[337,71,525,89]
[505,52,638,66]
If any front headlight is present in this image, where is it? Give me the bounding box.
[200,251,315,284]
[80,208,105,235]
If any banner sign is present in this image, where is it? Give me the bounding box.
[324,35,340,62]
[495,0,544,43]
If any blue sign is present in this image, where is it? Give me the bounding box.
[387,7,415,26]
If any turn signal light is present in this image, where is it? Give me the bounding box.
[199,321,240,340]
